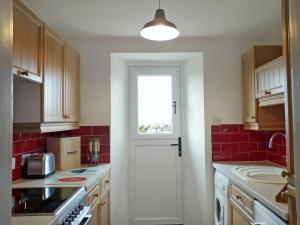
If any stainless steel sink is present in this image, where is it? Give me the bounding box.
[231,166,287,184]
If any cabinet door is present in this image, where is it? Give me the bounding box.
[64,44,80,122]
[88,185,101,225]
[230,201,252,225]
[43,26,65,122]
[100,190,110,225]
[242,49,257,123]
[90,200,101,225]
[13,0,43,83]
[255,57,285,98]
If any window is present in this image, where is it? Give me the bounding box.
[137,75,173,134]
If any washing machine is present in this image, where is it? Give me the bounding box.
[214,171,230,225]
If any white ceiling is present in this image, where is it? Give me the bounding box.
[23,0,281,39]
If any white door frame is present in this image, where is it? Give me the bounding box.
[128,63,184,225]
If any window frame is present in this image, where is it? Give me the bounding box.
[129,66,181,140]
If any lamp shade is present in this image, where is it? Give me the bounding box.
[141,9,179,41]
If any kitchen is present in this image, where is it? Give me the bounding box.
[0,0,299,225]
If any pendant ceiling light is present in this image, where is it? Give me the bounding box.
[140,0,180,41]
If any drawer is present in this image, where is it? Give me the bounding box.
[88,184,101,207]
[230,184,254,217]
[101,173,110,195]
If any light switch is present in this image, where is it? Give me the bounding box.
[211,116,221,125]
[12,157,16,170]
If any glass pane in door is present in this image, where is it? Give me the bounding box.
[137,75,173,134]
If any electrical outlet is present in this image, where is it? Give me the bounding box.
[211,116,221,125]
[21,154,31,166]
[12,157,16,170]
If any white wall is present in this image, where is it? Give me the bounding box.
[110,55,130,225]
[182,54,210,225]
[69,37,262,126]
[263,24,282,45]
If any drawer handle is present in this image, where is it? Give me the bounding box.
[281,189,294,198]
[281,170,291,178]
[64,114,71,119]
[235,195,244,204]
[265,90,272,96]
[93,193,99,198]
[18,70,29,76]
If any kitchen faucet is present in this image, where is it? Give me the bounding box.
[268,132,286,149]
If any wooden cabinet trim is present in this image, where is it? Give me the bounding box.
[242,46,285,131]
[13,122,79,133]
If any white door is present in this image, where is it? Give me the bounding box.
[129,66,183,225]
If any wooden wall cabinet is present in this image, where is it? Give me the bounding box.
[43,26,65,123]
[64,44,80,122]
[255,56,285,99]
[13,0,43,83]
[13,0,80,132]
[242,46,285,131]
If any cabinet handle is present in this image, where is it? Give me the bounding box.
[235,195,245,205]
[281,170,291,178]
[18,70,29,76]
[281,190,292,198]
[93,193,99,198]
[236,195,242,200]
[105,180,110,184]
[64,114,71,119]
[251,115,256,119]
[264,90,272,96]
[101,200,106,206]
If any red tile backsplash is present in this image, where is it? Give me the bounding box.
[12,126,110,181]
[211,124,286,167]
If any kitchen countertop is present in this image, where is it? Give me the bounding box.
[12,164,111,225]
[13,164,111,190]
[213,161,288,221]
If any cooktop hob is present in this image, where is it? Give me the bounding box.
[12,187,81,215]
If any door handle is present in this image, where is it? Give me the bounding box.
[171,137,182,157]
[172,101,177,114]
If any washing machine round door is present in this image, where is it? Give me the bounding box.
[214,192,224,225]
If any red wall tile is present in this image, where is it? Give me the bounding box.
[211,124,286,167]
[220,143,239,153]
[12,126,110,182]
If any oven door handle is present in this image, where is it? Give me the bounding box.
[79,214,92,225]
